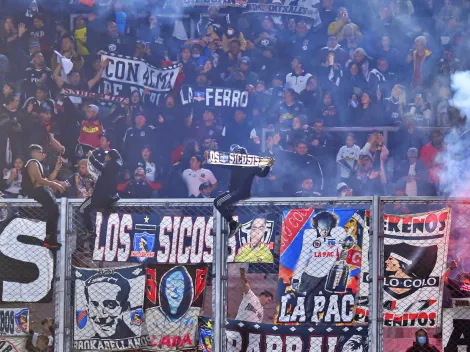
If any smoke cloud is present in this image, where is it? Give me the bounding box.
[438,71,470,196]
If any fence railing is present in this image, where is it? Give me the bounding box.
[0,197,468,351]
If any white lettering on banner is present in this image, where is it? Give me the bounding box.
[100,53,178,107]
[93,214,214,263]
[278,294,354,324]
[286,336,303,352]
[226,330,243,352]
[266,335,282,351]
[0,218,53,302]
[181,86,249,107]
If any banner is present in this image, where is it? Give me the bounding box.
[73,265,147,350]
[100,53,179,107]
[60,88,129,105]
[141,264,208,351]
[244,3,321,25]
[0,217,54,303]
[276,209,368,325]
[0,337,27,351]
[443,307,470,351]
[92,212,276,264]
[0,308,29,336]
[180,85,249,108]
[382,208,451,328]
[207,151,274,168]
[198,317,213,352]
[182,0,247,7]
[225,319,368,351]
[356,210,371,323]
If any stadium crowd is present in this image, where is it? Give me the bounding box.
[0,0,466,199]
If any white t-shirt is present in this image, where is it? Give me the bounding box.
[145,161,156,182]
[336,144,360,178]
[182,168,217,197]
[3,170,22,195]
[235,289,263,323]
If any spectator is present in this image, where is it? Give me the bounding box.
[0,82,15,106]
[336,133,360,183]
[394,148,429,196]
[22,85,55,117]
[118,167,161,198]
[0,94,24,172]
[192,108,222,144]
[122,113,156,164]
[65,159,94,198]
[76,104,104,159]
[316,91,340,126]
[390,114,428,161]
[317,36,349,69]
[221,109,256,151]
[136,146,158,183]
[351,91,382,127]
[420,130,445,194]
[29,13,52,58]
[299,76,322,113]
[350,151,387,196]
[53,61,104,92]
[368,57,397,98]
[328,7,363,42]
[285,57,312,94]
[295,178,320,197]
[51,36,84,78]
[2,156,24,198]
[383,84,407,126]
[336,181,353,197]
[407,36,435,88]
[253,16,278,51]
[405,329,439,352]
[182,154,217,198]
[23,52,53,100]
[73,16,89,58]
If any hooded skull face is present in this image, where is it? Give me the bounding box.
[312,212,338,238]
[85,275,130,338]
[159,267,193,321]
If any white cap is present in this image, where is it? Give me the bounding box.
[88,104,99,114]
[336,182,349,192]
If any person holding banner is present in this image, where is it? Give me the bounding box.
[213,144,272,236]
[79,149,122,240]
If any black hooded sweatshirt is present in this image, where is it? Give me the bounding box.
[89,151,122,200]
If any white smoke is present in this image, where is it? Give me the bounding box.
[438,72,470,196]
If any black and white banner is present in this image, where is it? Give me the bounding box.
[0,337,27,351]
[73,265,147,350]
[182,0,247,7]
[206,151,274,168]
[100,53,179,107]
[0,308,29,336]
[180,85,249,108]
[141,264,208,351]
[244,3,321,25]
[92,212,277,264]
[225,320,368,352]
[0,217,54,303]
[60,88,129,105]
[443,307,470,351]
[383,209,451,328]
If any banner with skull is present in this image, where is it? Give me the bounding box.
[276,209,368,325]
[382,208,451,328]
[141,264,208,351]
[73,265,147,350]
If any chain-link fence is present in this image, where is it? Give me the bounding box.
[378,198,470,352]
[64,199,215,351]
[3,197,470,351]
[0,199,61,352]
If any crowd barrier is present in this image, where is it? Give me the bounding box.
[0,197,468,351]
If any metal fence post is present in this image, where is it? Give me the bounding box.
[371,196,380,351]
[55,197,68,352]
[213,208,225,352]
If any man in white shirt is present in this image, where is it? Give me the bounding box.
[285,57,312,94]
[182,155,218,197]
[235,268,273,323]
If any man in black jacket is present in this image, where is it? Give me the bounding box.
[79,149,122,238]
[213,144,272,236]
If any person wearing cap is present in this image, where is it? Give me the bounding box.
[394,147,429,196]
[295,178,321,197]
[80,148,123,237]
[266,74,285,108]
[405,329,439,352]
[182,154,218,198]
[195,182,213,199]
[23,52,53,100]
[22,84,55,117]
[117,166,161,199]
[285,57,312,94]
[76,104,104,159]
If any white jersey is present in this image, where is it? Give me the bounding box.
[3,170,22,195]
[235,289,263,323]
[293,227,347,280]
[182,168,217,197]
[336,145,360,178]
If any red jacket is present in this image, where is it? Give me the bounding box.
[419,142,443,184]
[78,119,103,148]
